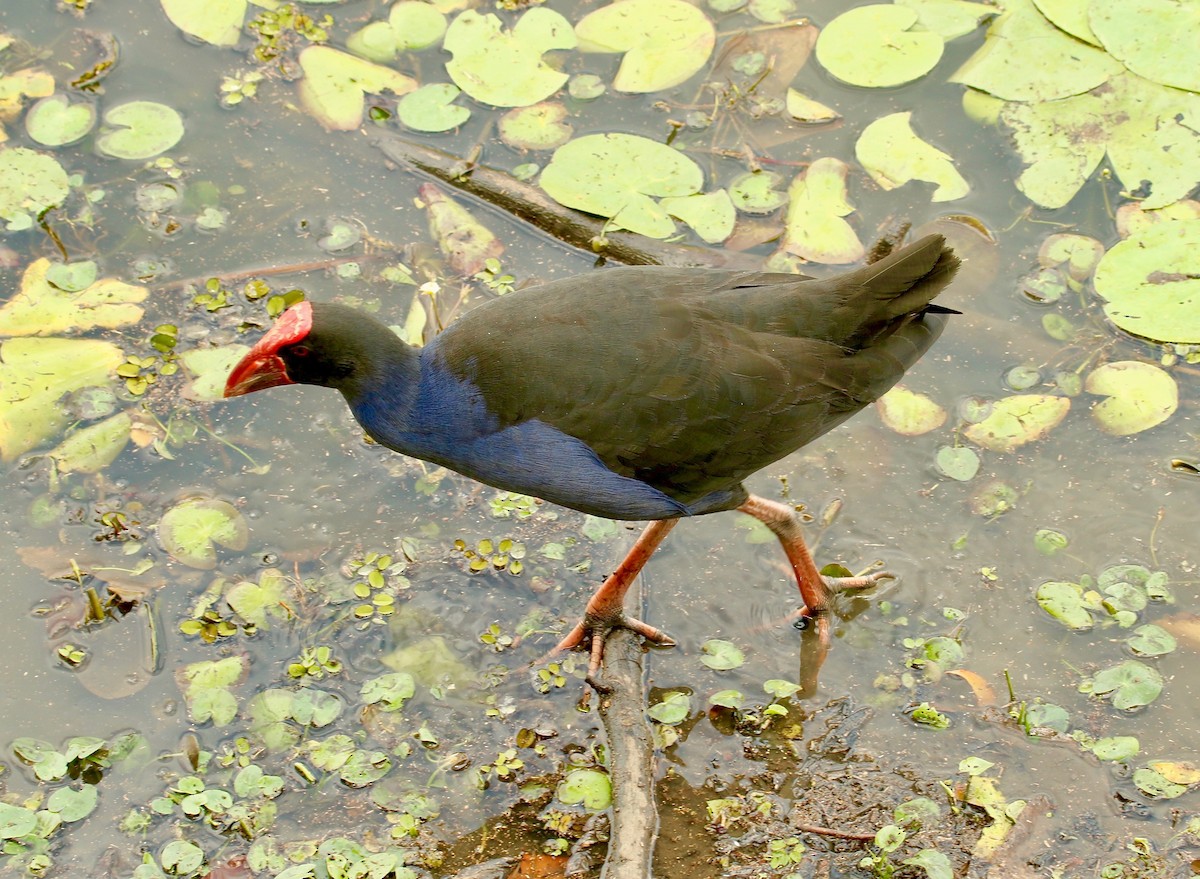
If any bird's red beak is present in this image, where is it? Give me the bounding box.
[223,301,313,398]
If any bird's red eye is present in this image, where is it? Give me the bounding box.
[291,345,310,357]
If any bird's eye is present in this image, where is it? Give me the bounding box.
[291,345,310,357]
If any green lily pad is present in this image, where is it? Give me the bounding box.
[1089,660,1162,711]
[161,0,247,46]
[47,785,98,822]
[0,147,70,230]
[96,101,185,160]
[1085,361,1178,435]
[1039,233,1103,283]
[1088,736,1139,761]
[935,446,980,482]
[1093,220,1200,344]
[47,412,131,474]
[1133,766,1187,799]
[396,83,470,133]
[963,394,1070,452]
[298,46,417,130]
[1024,701,1069,732]
[25,94,97,147]
[347,2,448,60]
[179,344,249,401]
[1036,580,1097,630]
[158,497,249,570]
[661,190,735,244]
[45,260,98,292]
[816,5,944,88]
[226,568,290,629]
[1126,624,1176,658]
[700,638,745,670]
[0,337,123,461]
[556,768,612,810]
[877,385,947,436]
[728,170,788,214]
[0,803,38,840]
[444,8,576,108]
[539,133,704,238]
[1032,0,1099,45]
[951,0,1120,101]
[499,102,573,151]
[0,258,147,336]
[785,88,839,123]
[576,0,715,93]
[176,656,247,726]
[1033,528,1068,555]
[162,840,205,875]
[709,689,744,708]
[856,112,969,203]
[780,157,864,264]
[647,690,691,724]
[361,672,415,712]
[1089,0,1200,92]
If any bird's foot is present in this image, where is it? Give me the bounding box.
[789,569,895,637]
[546,612,676,693]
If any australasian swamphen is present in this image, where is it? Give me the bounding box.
[224,234,960,688]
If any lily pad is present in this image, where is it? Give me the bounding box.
[45,260,98,293]
[47,412,132,474]
[556,768,612,810]
[47,785,98,823]
[728,170,788,215]
[1092,220,1200,344]
[856,112,969,203]
[96,101,185,160]
[1126,624,1177,658]
[785,89,839,123]
[816,5,944,88]
[499,102,573,151]
[780,157,863,264]
[0,258,147,336]
[180,344,250,401]
[444,8,576,108]
[24,94,97,147]
[575,0,716,93]
[1089,0,1200,92]
[161,0,247,46]
[647,690,691,724]
[158,497,249,570]
[539,133,704,238]
[935,446,980,481]
[0,337,123,460]
[1036,580,1097,630]
[876,385,947,435]
[897,0,997,39]
[1089,660,1162,711]
[347,2,448,60]
[360,672,415,712]
[1085,361,1178,436]
[1032,0,1099,45]
[298,46,417,130]
[396,83,470,133]
[700,638,745,670]
[1133,766,1187,799]
[0,147,70,230]
[1088,736,1139,761]
[176,655,248,726]
[660,190,735,244]
[963,394,1069,452]
[0,803,38,840]
[226,568,290,629]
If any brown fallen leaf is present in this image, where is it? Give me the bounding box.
[948,668,997,706]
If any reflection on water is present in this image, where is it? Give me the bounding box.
[0,0,1196,875]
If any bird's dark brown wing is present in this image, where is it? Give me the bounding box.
[435,235,958,506]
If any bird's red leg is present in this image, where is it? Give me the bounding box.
[738,494,893,645]
[546,518,679,690]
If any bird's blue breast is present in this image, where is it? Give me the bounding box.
[348,348,693,520]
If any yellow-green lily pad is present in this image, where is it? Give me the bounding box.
[444,8,576,108]
[876,385,947,435]
[1093,220,1200,344]
[47,412,132,474]
[816,5,944,88]
[1085,361,1178,436]
[780,157,863,264]
[0,337,123,461]
[556,768,612,810]
[396,83,470,133]
[1036,580,1098,630]
[963,394,1070,452]
[226,568,290,629]
[1089,660,1162,711]
[161,0,247,46]
[1032,0,1099,45]
[498,102,573,151]
[96,101,185,160]
[346,2,447,61]
[575,0,715,93]
[539,133,704,238]
[159,497,249,570]
[1089,0,1200,92]
[179,344,250,401]
[785,89,839,123]
[896,0,998,40]
[24,95,97,147]
[0,258,147,336]
[660,190,735,244]
[176,656,248,726]
[856,112,969,203]
[298,46,417,130]
[0,147,70,231]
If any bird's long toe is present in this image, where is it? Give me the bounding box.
[547,611,676,692]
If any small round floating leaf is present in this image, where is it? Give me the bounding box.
[575,0,716,93]
[876,385,947,435]
[1090,660,1162,711]
[709,689,744,708]
[298,46,417,130]
[934,446,979,482]
[0,147,70,229]
[903,850,952,879]
[161,840,205,874]
[1085,360,1178,436]
[963,394,1069,453]
[700,639,744,670]
[25,95,97,147]
[647,690,691,724]
[728,170,788,214]
[1033,528,1068,556]
[1036,581,1094,630]
[45,260,98,293]
[1133,767,1187,799]
[444,8,576,108]
[499,102,573,151]
[816,5,944,88]
[556,768,612,810]
[396,83,470,133]
[1126,624,1176,658]
[47,785,98,822]
[1089,736,1139,761]
[159,497,249,569]
[1024,702,1069,733]
[785,88,839,123]
[568,74,606,101]
[0,803,37,840]
[391,1,448,50]
[96,101,185,160]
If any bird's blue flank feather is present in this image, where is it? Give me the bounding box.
[349,347,694,520]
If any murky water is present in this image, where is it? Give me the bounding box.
[1,1,1197,877]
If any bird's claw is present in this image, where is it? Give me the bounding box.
[546,611,676,693]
